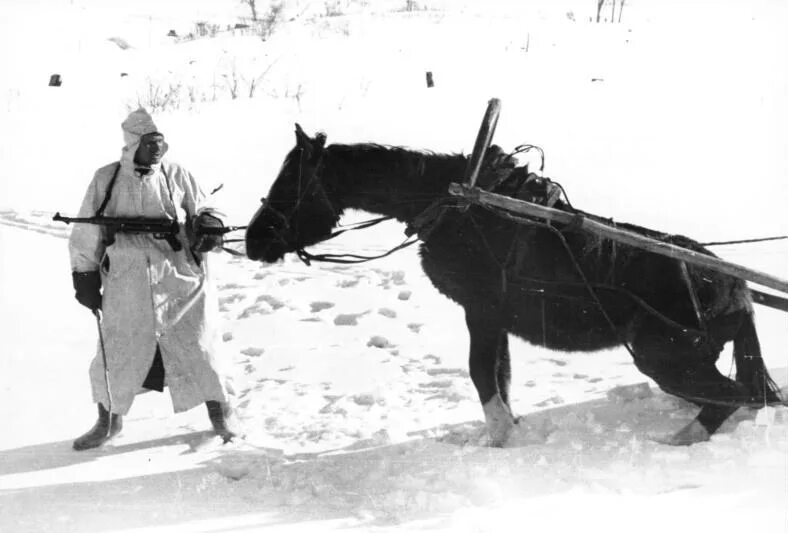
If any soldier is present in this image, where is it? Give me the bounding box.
[69,108,236,450]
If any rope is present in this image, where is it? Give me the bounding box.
[701,235,788,247]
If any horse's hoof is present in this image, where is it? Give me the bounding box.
[663,420,710,446]
[483,394,515,447]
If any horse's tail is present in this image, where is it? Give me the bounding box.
[733,312,782,405]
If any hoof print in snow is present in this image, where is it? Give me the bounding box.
[378,307,397,318]
[347,429,392,450]
[310,301,335,313]
[337,278,361,288]
[222,332,233,342]
[607,382,653,403]
[423,354,441,364]
[397,290,412,301]
[334,312,368,326]
[352,393,379,406]
[407,323,422,333]
[535,395,564,408]
[391,271,406,285]
[256,294,285,310]
[240,347,265,357]
[367,335,392,348]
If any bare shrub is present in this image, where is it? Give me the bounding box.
[256,2,284,40]
[134,78,183,112]
[324,1,344,17]
[240,0,259,21]
[596,0,625,23]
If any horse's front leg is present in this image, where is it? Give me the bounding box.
[466,307,514,446]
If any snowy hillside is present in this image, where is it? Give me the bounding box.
[1,1,787,532]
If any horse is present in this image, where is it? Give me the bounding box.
[245,124,781,446]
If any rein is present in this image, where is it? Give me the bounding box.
[294,215,420,266]
[296,236,418,266]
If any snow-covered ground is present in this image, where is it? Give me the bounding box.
[1,1,787,532]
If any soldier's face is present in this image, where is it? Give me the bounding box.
[135,133,166,166]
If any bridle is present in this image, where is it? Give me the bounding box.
[257,145,417,265]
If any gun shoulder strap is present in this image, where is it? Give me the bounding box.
[95,162,121,217]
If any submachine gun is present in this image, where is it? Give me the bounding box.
[53,212,185,251]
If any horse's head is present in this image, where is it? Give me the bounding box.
[246,124,339,262]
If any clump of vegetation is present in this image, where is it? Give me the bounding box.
[133,78,183,113]
[596,0,626,23]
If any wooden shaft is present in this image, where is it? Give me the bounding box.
[448,183,788,295]
[464,98,501,187]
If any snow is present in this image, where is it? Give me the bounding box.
[1,0,787,531]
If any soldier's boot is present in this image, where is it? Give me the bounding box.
[206,401,239,443]
[73,403,123,451]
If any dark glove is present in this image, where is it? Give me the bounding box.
[72,271,102,311]
[192,212,224,253]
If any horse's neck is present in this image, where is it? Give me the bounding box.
[325,145,466,223]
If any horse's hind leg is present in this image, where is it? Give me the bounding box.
[629,316,749,445]
[466,307,514,446]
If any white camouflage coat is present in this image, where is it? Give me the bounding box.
[69,115,229,415]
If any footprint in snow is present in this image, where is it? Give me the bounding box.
[367,335,392,348]
[426,368,469,378]
[423,354,442,364]
[219,282,247,290]
[334,311,369,326]
[240,347,264,357]
[407,323,423,333]
[219,293,245,305]
[352,393,382,406]
[311,301,335,313]
[418,379,453,388]
[255,294,285,310]
[535,396,564,408]
[378,307,397,318]
[237,304,271,319]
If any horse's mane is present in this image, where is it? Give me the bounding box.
[329,142,463,162]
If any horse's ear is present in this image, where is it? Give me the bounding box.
[294,123,311,148]
[314,131,327,150]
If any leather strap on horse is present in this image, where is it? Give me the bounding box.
[295,236,418,266]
